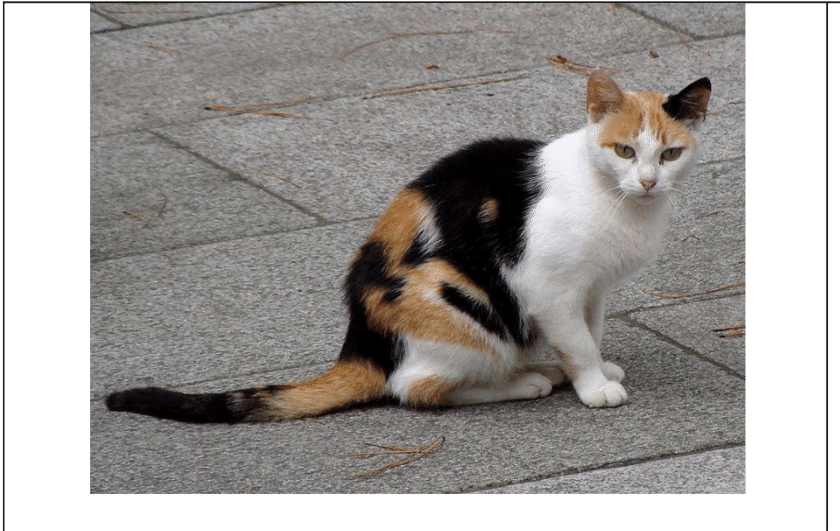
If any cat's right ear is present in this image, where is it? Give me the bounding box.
[586,69,625,123]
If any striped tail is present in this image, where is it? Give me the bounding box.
[105,359,388,423]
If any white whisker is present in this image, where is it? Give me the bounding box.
[665,192,693,226]
[601,189,629,222]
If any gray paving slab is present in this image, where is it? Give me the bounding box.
[92,220,373,398]
[91,3,745,494]
[92,320,744,493]
[90,131,318,261]
[90,10,121,33]
[482,446,745,493]
[629,295,746,375]
[90,3,277,29]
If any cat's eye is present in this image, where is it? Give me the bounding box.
[614,144,635,159]
[661,147,683,161]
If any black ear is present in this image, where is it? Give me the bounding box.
[662,77,711,122]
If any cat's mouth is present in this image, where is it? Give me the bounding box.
[634,191,661,202]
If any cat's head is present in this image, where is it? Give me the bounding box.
[584,70,711,203]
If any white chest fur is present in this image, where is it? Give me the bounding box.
[506,130,671,314]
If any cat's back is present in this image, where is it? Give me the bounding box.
[409,137,544,192]
[401,138,545,266]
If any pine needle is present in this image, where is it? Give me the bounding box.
[362,75,527,100]
[204,97,315,119]
[340,29,512,60]
[712,324,745,338]
[353,436,445,477]
[123,191,168,224]
[642,281,745,299]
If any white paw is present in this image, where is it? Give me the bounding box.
[602,361,625,383]
[579,381,628,408]
[517,372,554,399]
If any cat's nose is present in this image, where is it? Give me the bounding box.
[640,178,657,191]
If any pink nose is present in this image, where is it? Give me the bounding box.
[640,179,657,191]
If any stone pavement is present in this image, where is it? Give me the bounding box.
[90,3,745,493]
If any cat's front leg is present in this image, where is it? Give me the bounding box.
[540,314,628,408]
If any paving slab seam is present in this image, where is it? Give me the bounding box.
[148,130,330,225]
[90,213,379,265]
[614,4,747,41]
[615,3,704,39]
[614,312,745,380]
[90,3,286,34]
[458,441,746,493]
[92,28,744,140]
[615,289,746,319]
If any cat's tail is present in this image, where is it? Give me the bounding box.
[105,359,388,423]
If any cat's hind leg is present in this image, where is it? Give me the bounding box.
[390,337,560,408]
[442,371,555,406]
[602,361,625,383]
[396,371,555,408]
[522,360,569,387]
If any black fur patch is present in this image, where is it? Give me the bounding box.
[403,234,431,267]
[663,77,712,121]
[440,282,508,340]
[341,241,405,376]
[345,242,405,305]
[105,387,243,423]
[337,319,402,377]
[406,138,544,268]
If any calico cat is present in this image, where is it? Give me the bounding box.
[106,70,711,423]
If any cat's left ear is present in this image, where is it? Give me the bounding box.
[662,78,712,127]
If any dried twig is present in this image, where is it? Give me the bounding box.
[122,210,152,224]
[712,324,745,338]
[204,104,311,119]
[349,442,421,457]
[353,436,445,477]
[363,75,527,100]
[123,191,168,225]
[695,210,721,219]
[340,29,512,60]
[147,44,177,53]
[642,281,745,299]
[549,54,628,76]
[204,97,315,119]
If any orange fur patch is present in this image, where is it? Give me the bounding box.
[478,198,500,223]
[588,70,704,149]
[598,91,697,149]
[586,70,625,122]
[359,186,497,352]
[367,188,431,264]
[245,359,387,421]
[404,376,458,408]
[362,258,494,352]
